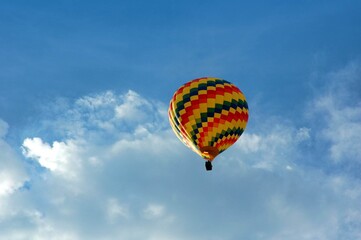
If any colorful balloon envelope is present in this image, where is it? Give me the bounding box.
[168,77,249,169]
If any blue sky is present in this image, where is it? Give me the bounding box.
[1,1,361,239]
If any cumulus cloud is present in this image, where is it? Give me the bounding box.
[0,84,359,239]
[114,90,153,122]
[0,119,28,197]
[232,124,310,170]
[37,90,167,142]
[315,96,361,161]
[22,138,81,176]
[21,91,178,180]
[310,62,361,163]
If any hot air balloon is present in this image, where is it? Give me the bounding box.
[168,77,249,171]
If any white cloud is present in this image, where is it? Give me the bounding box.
[0,87,358,239]
[0,119,28,197]
[235,133,262,153]
[0,207,80,240]
[37,91,167,141]
[311,62,361,163]
[143,203,165,219]
[22,138,79,173]
[106,198,129,221]
[21,91,177,180]
[233,124,310,170]
[0,172,22,196]
[315,95,361,162]
[114,90,152,121]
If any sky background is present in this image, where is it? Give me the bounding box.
[1,1,361,239]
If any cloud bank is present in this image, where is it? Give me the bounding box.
[1,63,361,239]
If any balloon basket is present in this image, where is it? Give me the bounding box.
[205,161,213,171]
